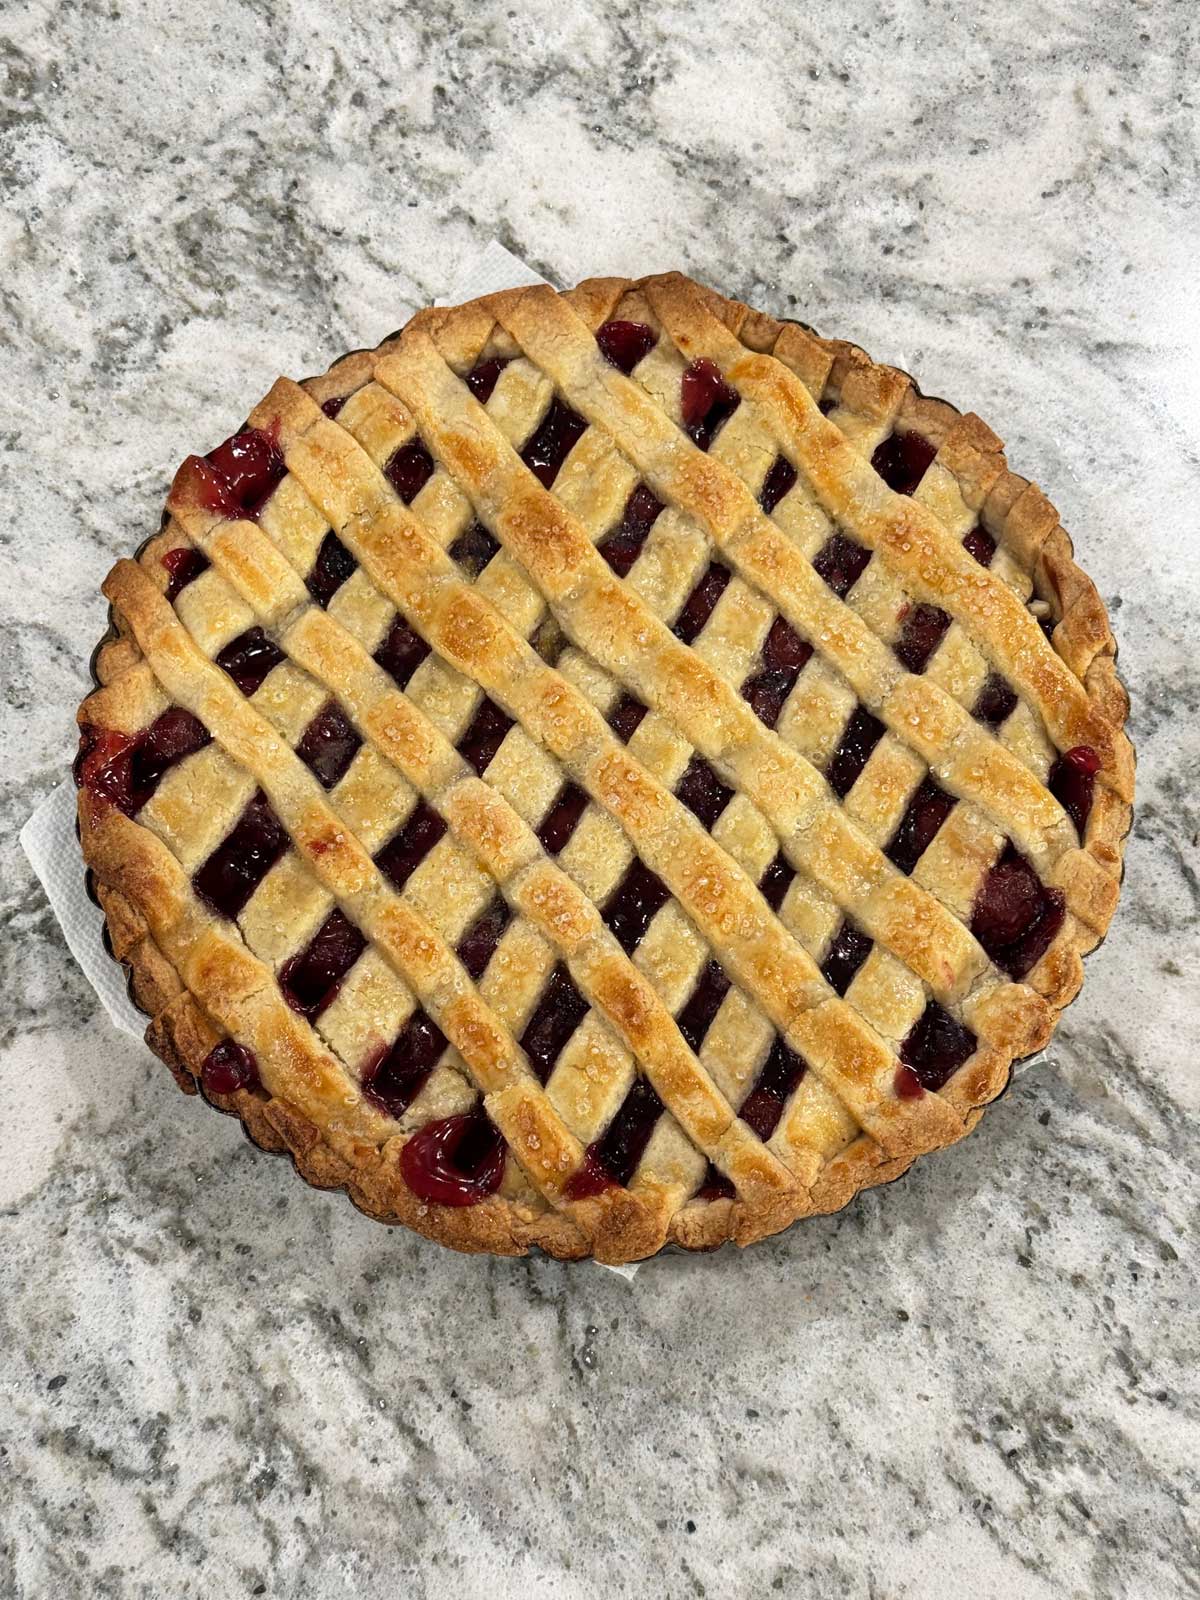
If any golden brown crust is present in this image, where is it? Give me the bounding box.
[76,271,1132,1263]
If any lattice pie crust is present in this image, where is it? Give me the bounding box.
[75,274,1133,1263]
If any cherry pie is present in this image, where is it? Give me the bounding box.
[75,273,1133,1263]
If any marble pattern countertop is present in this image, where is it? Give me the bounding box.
[2,2,1197,1596]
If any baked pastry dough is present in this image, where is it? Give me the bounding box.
[75,274,1133,1263]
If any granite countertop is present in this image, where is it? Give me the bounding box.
[2,2,1197,1596]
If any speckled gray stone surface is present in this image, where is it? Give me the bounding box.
[2,3,1198,1597]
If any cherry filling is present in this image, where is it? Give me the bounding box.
[676,959,732,1053]
[457,896,512,981]
[188,425,286,521]
[375,801,447,893]
[448,522,501,579]
[161,546,210,602]
[608,693,649,744]
[963,525,996,567]
[897,1001,976,1097]
[519,963,589,1083]
[598,484,664,576]
[972,671,1018,729]
[759,455,798,514]
[306,531,357,607]
[676,755,733,830]
[695,1161,736,1201]
[536,781,589,856]
[521,397,588,488]
[564,1149,616,1201]
[742,615,812,730]
[1049,745,1100,837]
[193,790,289,919]
[465,357,510,404]
[871,430,938,496]
[374,613,430,689]
[75,725,135,807]
[820,921,873,997]
[886,775,956,876]
[596,319,656,375]
[295,701,361,791]
[739,1037,807,1140]
[279,908,366,1020]
[365,1010,447,1116]
[129,709,211,807]
[458,698,514,775]
[200,1040,260,1096]
[384,439,435,504]
[579,1076,664,1191]
[216,626,285,696]
[894,1065,926,1101]
[826,706,885,799]
[320,395,346,420]
[603,859,671,956]
[813,533,871,598]
[400,1106,507,1207]
[894,602,951,674]
[680,359,739,450]
[970,842,1066,978]
[75,708,211,817]
[673,563,731,644]
[759,853,795,912]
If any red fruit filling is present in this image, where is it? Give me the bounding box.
[521,398,587,488]
[193,791,289,919]
[215,626,285,696]
[962,525,996,567]
[181,425,285,521]
[759,455,798,513]
[564,1149,616,1201]
[871,430,937,496]
[75,709,210,816]
[279,909,366,1020]
[897,1001,976,1095]
[598,484,664,576]
[813,533,871,598]
[680,358,738,449]
[970,843,1066,978]
[400,1107,506,1207]
[465,357,510,404]
[295,701,361,790]
[384,440,435,504]
[375,801,447,894]
[365,1011,446,1117]
[739,1037,807,1140]
[305,531,357,607]
[696,1162,736,1201]
[742,616,812,730]
[161,546,210,601]
[596,319,656,375]
[894,602,951,674]
[200,1040,260,1096]
[574,1076,664,1194]
[1049,745,1100,836]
